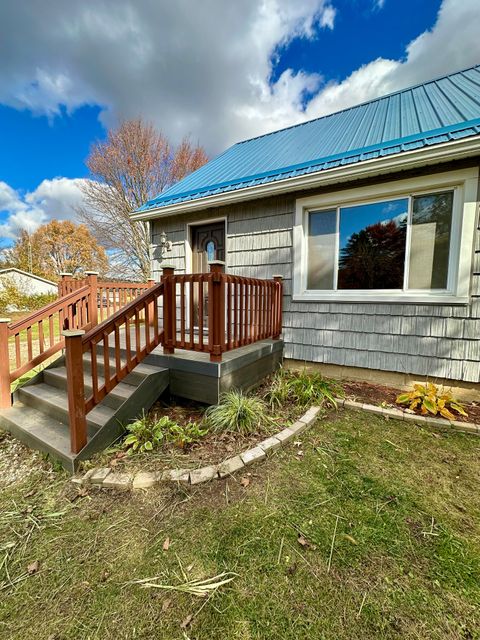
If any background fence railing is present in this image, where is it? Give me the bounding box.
[0,272,154,409]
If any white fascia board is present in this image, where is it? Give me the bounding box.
[131,135,480,221]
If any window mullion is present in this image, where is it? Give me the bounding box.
[334,207,340,291]
[403,195,413,292]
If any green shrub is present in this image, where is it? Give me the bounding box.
[124,413,176,454]
[0,280,56,314]
[265,368,341,409]
[205,390,267,435]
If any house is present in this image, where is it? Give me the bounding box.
[133,64,480,398]
[0,268,57,296]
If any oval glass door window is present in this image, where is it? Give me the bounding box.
[206,240,216,262]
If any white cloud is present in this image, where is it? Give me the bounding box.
[0,0,478,159]
[320,5,336,29]
[0,178,89,240]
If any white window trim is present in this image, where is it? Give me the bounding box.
[293,167,479,304]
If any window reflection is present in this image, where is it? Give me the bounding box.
[338,199,408,290]
[408,192,453,290]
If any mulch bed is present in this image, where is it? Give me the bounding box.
[97,394,305,473]
[342,380,480,424]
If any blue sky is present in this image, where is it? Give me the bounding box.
[0,0,478,247]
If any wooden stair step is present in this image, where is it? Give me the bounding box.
[0,402,75,466]
[44,367,135,409]
[17,382,115,431]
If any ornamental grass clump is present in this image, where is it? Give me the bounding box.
[205,390,267,435]
[396,382,468,420]
[265,367,341,409]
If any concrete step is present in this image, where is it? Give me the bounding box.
[44,366,135,409]
[17,382,115,431]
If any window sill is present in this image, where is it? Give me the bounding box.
[292,293,470,305]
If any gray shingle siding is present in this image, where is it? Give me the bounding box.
[151,184,480,384]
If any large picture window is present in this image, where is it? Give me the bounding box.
[306,191,454,293]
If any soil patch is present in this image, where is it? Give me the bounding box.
[343,379,480,424]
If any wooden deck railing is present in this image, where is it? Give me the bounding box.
[64,283,164,452]
[0,272,154,410]
[162,262,283,362]
[62,263,283,453]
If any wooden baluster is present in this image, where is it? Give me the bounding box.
[26,326,33,361]
[103,332,111,391]
[144,299,150,349]
[86,271,99,328]
[208,261,225,362]
[226,279,232,350]
[125,316,132,370]
[114,322,121,377]
[233,280,238,348]
[272,275,283,339]
[147,279,155,329]
[0,319,12,408]
[198,278,204,349]
[49,315,54,347]
[135,308,141,359]
[62,329,87,453]
[162,265,175,355]
[90,341,100,405]
[38,320,44,354]
[180,279,185,347]
[189,278,194,349]
[15,333,21,368]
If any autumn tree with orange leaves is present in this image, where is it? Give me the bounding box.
[5,220,108,280]
[78,119,208,280]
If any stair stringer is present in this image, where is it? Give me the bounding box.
[74,366,170,466]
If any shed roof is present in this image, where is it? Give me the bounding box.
[0,268,57,286]
[138,64,480,213]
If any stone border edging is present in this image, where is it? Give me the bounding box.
[335,397,480,436]
[72,406,321,490]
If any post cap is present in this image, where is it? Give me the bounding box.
[160,263,176,270]
[208,260,226,266]
[62,329,85,337]
[0,318,11,323]
[85,271,99,276]
[272,274,284,279]
[60,272,73,277]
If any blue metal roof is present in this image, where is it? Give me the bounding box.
[138,64,480,212]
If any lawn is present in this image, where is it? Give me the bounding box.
[0,410,479,639]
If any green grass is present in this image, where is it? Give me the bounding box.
[0,411,479,639]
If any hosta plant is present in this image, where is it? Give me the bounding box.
[124,414,176,454]
[396,383,468,420]
[166,421,209,448]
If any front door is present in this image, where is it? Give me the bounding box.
[191,222,225,272]
[191,222,226,327]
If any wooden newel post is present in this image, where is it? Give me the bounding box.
[62,329,87,453]
[59,272,73,297]
[209,261,226,362]
[86,271,99,328]
[0,319,12,409]
[272,275,283,339]
[161,265,175,354]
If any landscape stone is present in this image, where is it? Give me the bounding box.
[240,446,266,466]
[189,465,218,485]
[161,468,191,483]
[258,436,282,453]
[90,467,111,484]
[103,472,133,489]
[217,456,244,478]
[132,471,156,489]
